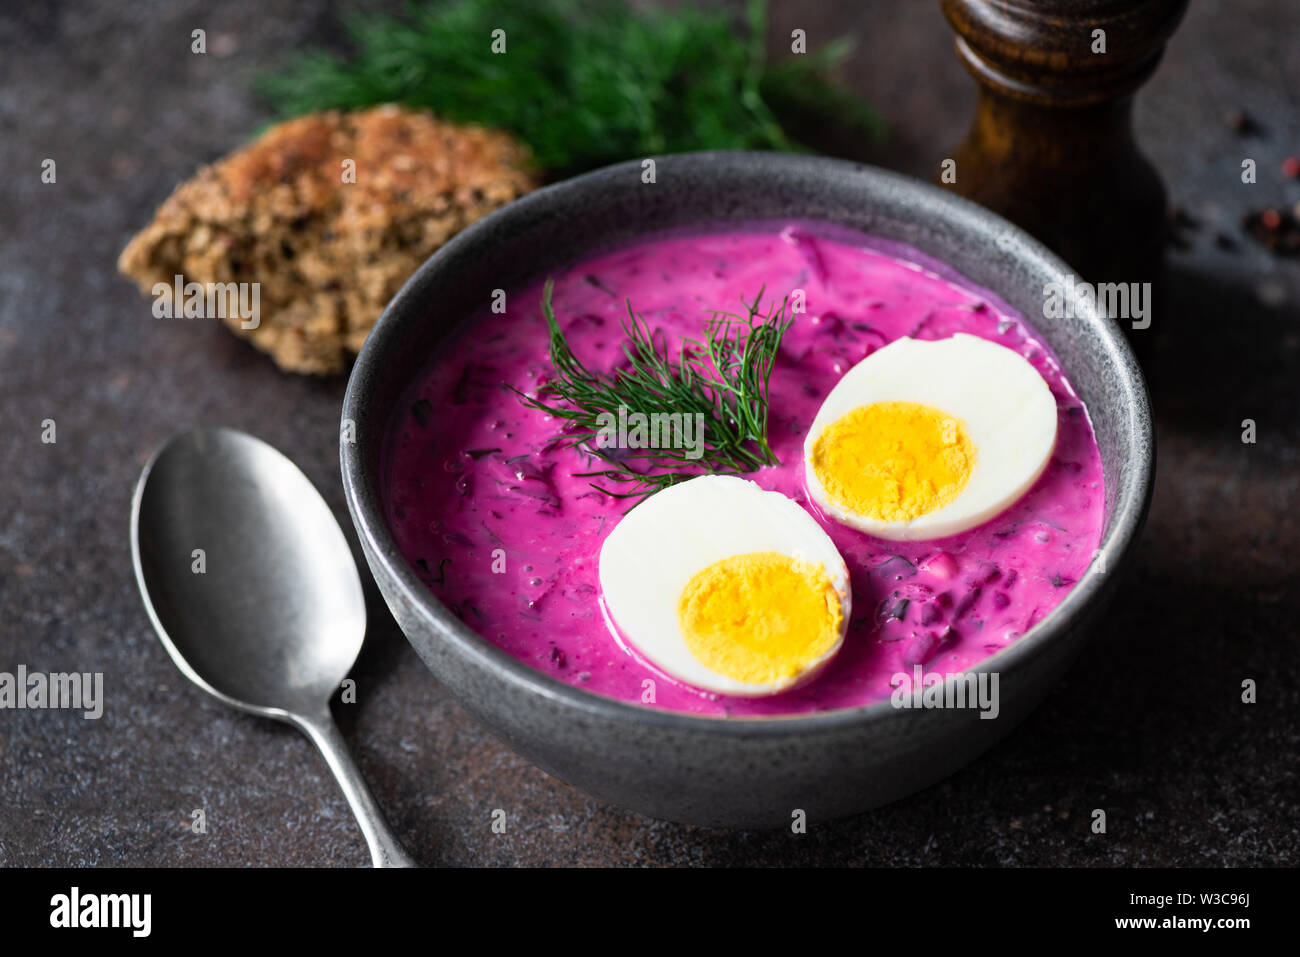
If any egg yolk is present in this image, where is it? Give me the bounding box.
[677,552,842,685]
[811,401,975,523]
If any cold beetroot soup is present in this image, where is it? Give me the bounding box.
[382,223,1105,717]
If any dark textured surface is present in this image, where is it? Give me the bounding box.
[0,0,1296,866]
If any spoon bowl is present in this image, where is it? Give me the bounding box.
[132,427,414,866]
[133,428,364,715]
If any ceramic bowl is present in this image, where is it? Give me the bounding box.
[341,152,1153,828]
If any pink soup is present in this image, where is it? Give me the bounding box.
[383,224,1105,717]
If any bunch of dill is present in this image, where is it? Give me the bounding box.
[513,280,793,502]
[256,0,882,177]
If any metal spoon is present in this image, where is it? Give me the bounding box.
[130,427,415,867]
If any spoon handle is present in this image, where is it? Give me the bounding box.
[296,707,417,868]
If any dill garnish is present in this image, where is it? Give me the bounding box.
[255,0,882,178]
[513,279,792,502]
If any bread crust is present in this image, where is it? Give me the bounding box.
[118,105,536,374]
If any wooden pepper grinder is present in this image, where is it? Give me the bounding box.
[938,0,1188,312]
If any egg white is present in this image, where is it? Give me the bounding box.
[803,334,1058,541]
[598,475,851,697]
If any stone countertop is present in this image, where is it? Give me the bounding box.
[0,0,1296,866]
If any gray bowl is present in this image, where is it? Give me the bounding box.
[340,152,1154,828]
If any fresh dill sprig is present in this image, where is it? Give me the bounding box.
[255,0,882,178]
[513,279,793,503]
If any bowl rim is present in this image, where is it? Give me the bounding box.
[341,150,1155,736]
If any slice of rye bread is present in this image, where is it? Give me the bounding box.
[118,105,537,374]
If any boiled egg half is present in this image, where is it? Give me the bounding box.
[804,333,1057,541]
[599,475,851,696]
